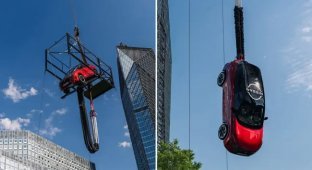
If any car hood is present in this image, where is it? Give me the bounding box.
[235,119,263,152]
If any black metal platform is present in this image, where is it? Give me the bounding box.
[45,33,114,99]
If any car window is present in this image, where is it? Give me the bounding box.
[64,64,81,78]
[234,62,265,129]
[234,62,245,110]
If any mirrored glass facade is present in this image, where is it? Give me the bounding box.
[117,46,155,170]
[157,0,172,143]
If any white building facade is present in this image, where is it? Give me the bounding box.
[0,130,95,170]
[0,149,45,170]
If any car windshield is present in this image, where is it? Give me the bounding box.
[64,64,82,78]
[234,62,265,129]
[244,63,264,105]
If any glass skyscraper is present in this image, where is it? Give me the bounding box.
[157,0,172,143]
[117,45,155,170]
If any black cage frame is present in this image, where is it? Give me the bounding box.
[45,33,114,99]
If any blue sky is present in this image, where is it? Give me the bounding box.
[0,0,154,169]
[170,0,312,169]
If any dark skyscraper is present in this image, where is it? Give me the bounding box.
[157,0,172,143]
[117,45,155,170]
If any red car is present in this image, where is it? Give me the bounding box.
[60,64,97,93]
[217,58,266,156]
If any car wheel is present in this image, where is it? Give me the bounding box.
[217,71,226,87]
[78,74,86,84]
[218,123,228,140]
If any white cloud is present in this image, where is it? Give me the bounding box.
[39,108,66,138]
[285,53,312,93]
[0,117,30,130]
[283,3,312,94]
[118,141,131,148]
[30,109,43,113]
[44,88,55,98]
[123,124,130,137]
[304,0,312,7]
[39,117,62,138]
[39,127,62,137]
[0,113,5,118]
[302,26,312,33]
[2,78,38,103]
[54,108,67,115]
[302,36,312,42]
[45,116,53,125]
[119,124,131,147]
[27,109,43,118]
[124,132,130,137]
[104,92,119,102]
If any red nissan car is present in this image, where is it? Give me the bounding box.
[217,58,266,156]
[60,64,97,93]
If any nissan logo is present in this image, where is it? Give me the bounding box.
[246,82,263,100]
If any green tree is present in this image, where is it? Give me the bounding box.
[158,139,202,170]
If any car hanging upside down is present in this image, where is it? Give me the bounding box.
[217,0,267,156]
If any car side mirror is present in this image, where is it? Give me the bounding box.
[264,117,268,120]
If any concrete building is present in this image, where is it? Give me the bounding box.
[0,149,45,170]
[0,130,95,170]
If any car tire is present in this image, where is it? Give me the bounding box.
[78,74,86,84]
[218,123,228,140]
[217,71,226,87]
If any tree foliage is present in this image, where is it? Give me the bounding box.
[158,139,202,170]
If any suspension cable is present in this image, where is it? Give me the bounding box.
[225,150,229,170]
[38,71,47,135]
[222,1,229,170]
[68,0,78,26]
[222,0,226,64]
[188,0,191,156]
